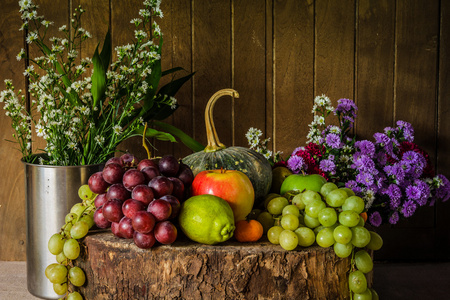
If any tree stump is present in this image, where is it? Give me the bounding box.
[75,231,366,299]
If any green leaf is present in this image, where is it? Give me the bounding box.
[158,71,195,98]
[133,127,176,142]
[91,29,111,109]
[152,121,205,152]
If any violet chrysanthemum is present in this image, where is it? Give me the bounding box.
[319,159,336,174]
[401,200,417,218]
[355,140,376,157]
[389,211,400,225]
[325,133,342,149]
[287,155,305,174]
[405,185,421,201]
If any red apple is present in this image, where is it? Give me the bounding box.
[191,169,254,221]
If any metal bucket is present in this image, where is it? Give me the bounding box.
[23,156,103,299]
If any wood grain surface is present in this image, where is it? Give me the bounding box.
[0,0,449,261]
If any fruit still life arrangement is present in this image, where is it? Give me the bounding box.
[42,90,450,300]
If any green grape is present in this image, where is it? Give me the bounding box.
[257,211,274,233]
[338,210,360,227]
[69,266,86,287]
[45,263,59,279]
[325,189,348,207]
[355,250,373,273]
[291,193,306,210]
[79,214,95,229]
[316,227,335,248]
[333,242,353,258]
[353,288,372,300]
[282,204,300,217]
[264,193,281,209]
[366,231,383,250]
[281,214,300,231]
[70,203,85,219]
[319,182,338,197]
[267,197,289,215]
[70,221,89,239]
[313,225,325,235]
[279,230,298,251]
[47,264,68,284]
[56,251,68,264]
[78,184,95,200]
[318,207,338,227]
[303,214,321,228]
[65,212,78,224]
[298,213,305,226]
[64,223,73,237]
[348,270,367,294]
[67,291,83,300]
[305,199,326,218]
[301,190,322,205]
[340,187,356,197]
[295,227,315,247]
[333,225,352,244]
[48,233,65,255]
[370,288,379,300]
[357,216,365,227]
[63,238,80,260]
[53,282,68,295]
[342,196,365,214]
[351,226,371,248]
[267,226,284,244]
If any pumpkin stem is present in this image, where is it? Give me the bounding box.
[204,88,240,152]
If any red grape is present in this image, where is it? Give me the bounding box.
[148,176,173,198]
[88,172,110,194]
[111,221,123,238]
[102,163,125,184]
[132,211,156,234]
[102,199,124,223]
[106,157,123,167]
[133,231,156,249]
[159,155,180,177]
[123,169,146,191]
[131,184,154,206]
[141,166,161,183]
[122,199,145,219]
[168,177,185,200]
[106,183,131,202]
[93,206,111,229]
[177,163,194,186]
[154,221,177,244]
[147,199,172,222]
[94,193,108,208]
[137,159,158,171]
[118,217,134,239]
[159,195,181,219]
[121,153,139,168]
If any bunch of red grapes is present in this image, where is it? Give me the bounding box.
[89,153,194,249]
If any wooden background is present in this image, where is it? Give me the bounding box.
[0,0,449,261]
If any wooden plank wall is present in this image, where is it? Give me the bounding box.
[0,0,448,261]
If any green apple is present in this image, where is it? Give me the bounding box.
[280,174,327,195]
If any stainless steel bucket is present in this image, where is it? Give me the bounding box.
[23,157,103,299]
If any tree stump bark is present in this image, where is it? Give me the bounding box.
[75,231,367,299]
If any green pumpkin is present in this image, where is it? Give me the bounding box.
[182,89,272,206]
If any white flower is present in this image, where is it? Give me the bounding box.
[169,96,177,109]
[23,65,34,77]
[41,20,53,27]
[130,18,142,25]
[26,32,38,44]
[16,49,25,61]
[59,25,67,32]
[79,106,90,115]
[68,141,77,150]
[113,125,122,135]
[35,124,46,137]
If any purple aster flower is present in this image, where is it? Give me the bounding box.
[401,200,417,218]
[374,132,390,146]
[325,133,342,149]
[345,180,362,194]
[389,211,400,225]
[319,159,336,174]
[390,197,401,209]
[384,126,398,136]
[435,174,450,202]
[384,163,405,184]
[397,120,415,142]
[356,172,374,187]
[335,98,358,114]
[376,152,387,166]
[355,140,375,157]
[287,155,305,174]
[353,155,377,174]
[414,179,430,198]
[405,185,421,201]
[369,211,382,227]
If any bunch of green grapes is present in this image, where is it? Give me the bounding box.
[45,184,97,299]
[253,182,383,299]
